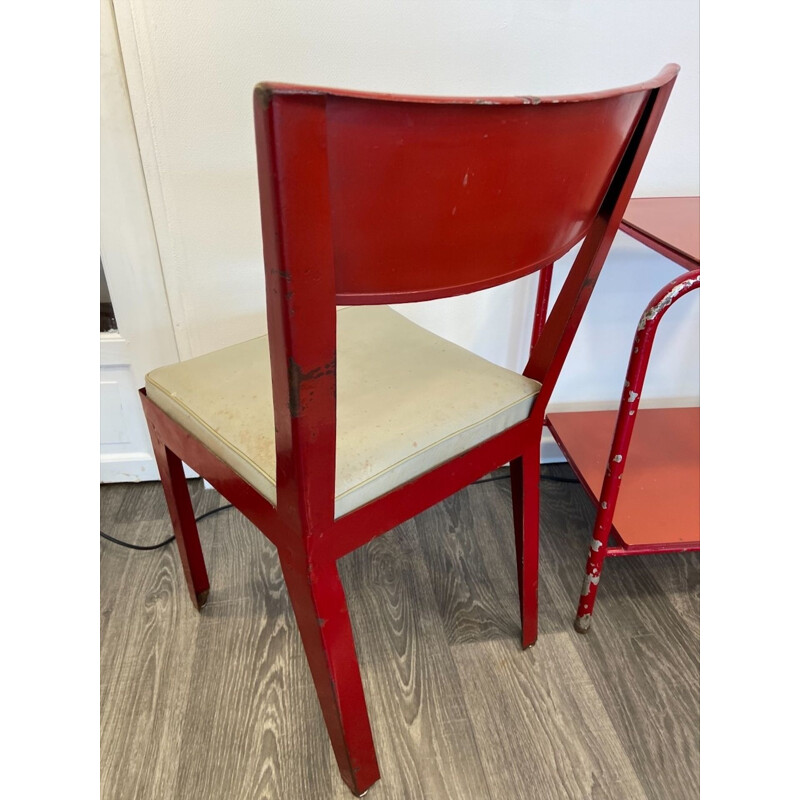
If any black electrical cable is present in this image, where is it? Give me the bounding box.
[473,474,510,484]
[100,503,233,551]
[101,472,578,551]
[472,473,579,485]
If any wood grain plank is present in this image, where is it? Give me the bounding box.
[100,481,219,641]
[418,477,647,799]
[100,530,203,799]
[452,634,648,800]
[413,489,519,644]
[172,508,339,800]
[100,467,699,800]
[100,483,132,642]
[339,520,492,800]
[100,481,127,521]
[535,471,700,800]
[651,551,700,641]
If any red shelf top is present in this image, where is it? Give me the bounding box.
[621,196,699,269]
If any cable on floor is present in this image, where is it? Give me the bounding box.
[473,473,580,485]
[100,504,233,551]
[100,472,579,551]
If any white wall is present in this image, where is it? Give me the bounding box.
[114,0,699,443]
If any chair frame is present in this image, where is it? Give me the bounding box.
[140,65,678,796]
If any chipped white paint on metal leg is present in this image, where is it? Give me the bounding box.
[637,276,700,330]
[582,573,601,596]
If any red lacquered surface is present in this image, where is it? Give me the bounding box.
[143,65,679,795]
[547,408,699,549]
[258,67,678,305]
[326,93,645,302]
[621,196,699,269]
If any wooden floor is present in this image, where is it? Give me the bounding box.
[100,464,699,800]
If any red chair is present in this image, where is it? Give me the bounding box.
[140,65,678,796]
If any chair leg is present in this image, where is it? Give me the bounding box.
[279,554,380,797]
[510,450,540,649]
[150,435,210,610]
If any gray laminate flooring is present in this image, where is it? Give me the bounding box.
[100,464,699,800]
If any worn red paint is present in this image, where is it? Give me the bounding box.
[141,66,679,796]
[573,269,700,634]
[531,262,553,351]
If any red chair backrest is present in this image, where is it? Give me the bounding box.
[255,68,678,305]
[328,92,646,302]
[252,67,679,529]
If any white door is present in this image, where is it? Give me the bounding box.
[100,0,179,482]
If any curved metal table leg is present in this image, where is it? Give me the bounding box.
[575,269,700,633]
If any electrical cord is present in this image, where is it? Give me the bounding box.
[100,473,578,551]
[100,504,233,551]
[473,473,579,485]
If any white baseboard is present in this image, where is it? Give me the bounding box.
[100,452,199,483]
[100,452,158,483]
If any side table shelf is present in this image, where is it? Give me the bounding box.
[544,196,700,633]
[546,407,699,553]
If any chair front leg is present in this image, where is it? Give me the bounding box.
[279,553,380,797]
[148,428,210,610]
[511,447,540,649]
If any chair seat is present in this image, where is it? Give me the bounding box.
[146,306,540,518]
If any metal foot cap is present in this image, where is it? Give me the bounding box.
[574,614,593,634]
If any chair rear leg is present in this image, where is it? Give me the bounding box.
[279,554,380,797]
[150,432,210,610]
[510,449,540,649]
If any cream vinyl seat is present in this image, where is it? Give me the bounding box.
[146,305,541,518]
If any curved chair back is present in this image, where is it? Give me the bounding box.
[252,67,679,529]
[255,68,677,304]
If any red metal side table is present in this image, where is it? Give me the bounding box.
[544,196,700,633]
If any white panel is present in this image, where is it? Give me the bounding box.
[100,382,130,445]
[99,333,130,367]
[101,0,181,482]
[99,364,148,454]
[102,0,179,380]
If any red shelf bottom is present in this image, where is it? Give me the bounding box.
[546,407,699,551]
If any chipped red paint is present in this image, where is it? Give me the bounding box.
[573,269,700,634]
[531,262,553,350]
[142,66,679,795]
